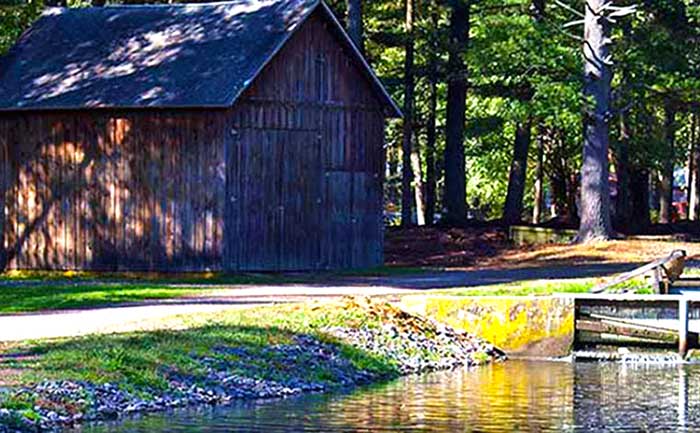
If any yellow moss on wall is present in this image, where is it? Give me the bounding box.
[399,296,575,357]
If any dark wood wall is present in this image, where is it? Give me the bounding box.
[0,111,227,271]
[0,9,387,271]
[224,11,386,270]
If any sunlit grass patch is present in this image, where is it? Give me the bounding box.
[0,283,204,314]
[434,277,650,297]
[0,303,395,392]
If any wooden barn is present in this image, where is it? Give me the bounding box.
[0,0,400,272]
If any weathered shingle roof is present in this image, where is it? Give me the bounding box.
[0,0,400,115]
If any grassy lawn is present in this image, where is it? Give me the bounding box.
[0,302,394,390]
[0,302,397,427]
[0,267,429,314]
[433,277,652,297]
[0,299,496,429]
[0,282,209,314]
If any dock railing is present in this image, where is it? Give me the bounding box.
[590,249,686,295]
[572,293,696,358]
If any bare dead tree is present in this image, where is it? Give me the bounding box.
[556,0,636,241]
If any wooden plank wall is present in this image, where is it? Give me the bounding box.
[0,8,389,272]
[225,10,387,270]
[0,111,226,271]
[0,120,6,269]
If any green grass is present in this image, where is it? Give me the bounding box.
[1,266,428,283]
[0,303,397,396]
[0,303,405,426]
[0,283,207,314]
[0,267,429,314]
[433,277,651,297]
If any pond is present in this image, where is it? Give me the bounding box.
[78,360,700,432]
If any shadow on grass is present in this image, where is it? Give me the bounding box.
[0,313,399,395]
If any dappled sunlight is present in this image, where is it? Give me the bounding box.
[0,0,318,109]
[4,112,225,271]
[491,239,700,269]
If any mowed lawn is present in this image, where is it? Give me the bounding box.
[0,282,208,314]
[0,267,428,314]
[0,272,296,314]
[433,277,652,297]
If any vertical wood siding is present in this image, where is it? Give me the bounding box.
[0,9,388,272]
[225,10,387,270]
[0,111,226,271]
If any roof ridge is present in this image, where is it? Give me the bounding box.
[42,0,311,12]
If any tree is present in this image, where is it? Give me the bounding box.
[401,0,417,226]
[443,0,469,224]
[346,0,364,52]
[532,132,545,223]
[690,112,700,220]
[659,103,676,223]
[503,120,532,224]
[577,0,630,241]
[424,7,440,225]
[501,0,544,225]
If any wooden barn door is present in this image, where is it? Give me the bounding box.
[226,128,322,271]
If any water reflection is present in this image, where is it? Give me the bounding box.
[79,361,700,433]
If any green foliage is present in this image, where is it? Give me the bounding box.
[0,0,699,221]
[0,0,41,54]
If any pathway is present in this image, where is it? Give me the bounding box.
[0,262,643,342]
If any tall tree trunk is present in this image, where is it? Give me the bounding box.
[425,66,437,224]
[659,104,676,224]
[532,0,546,21]
[629,168,651,232]
[424,9,439,226]
[0,163,4,272]
[346,0,364,53]
[691,113,700,220]
[568,173,580,224]
[443,0,470,224]
[411,148,426,225]
[686,116,694,220]
[400,0,415,227]
[503,119,532,224]
[614,111,631,230]
[532,129,545,224]
[578,0,614,242]
[550,172,570,221]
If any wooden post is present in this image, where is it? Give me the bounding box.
[652,267,661,294]
[679,298,689,359]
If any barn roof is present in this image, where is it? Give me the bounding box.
[0,0,400,116]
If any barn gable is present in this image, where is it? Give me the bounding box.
[0,0,395,272]
[0,0,399,116]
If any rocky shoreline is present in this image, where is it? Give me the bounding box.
[0,297,503,432]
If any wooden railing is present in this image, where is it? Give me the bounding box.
[590,249,687,294]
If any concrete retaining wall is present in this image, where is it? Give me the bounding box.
[399,295,575,357]
[508,226,577,246]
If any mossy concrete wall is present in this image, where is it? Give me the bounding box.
[399,295,575,357]
[508,225,577,246]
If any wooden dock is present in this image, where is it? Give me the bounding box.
[564,294,700,358]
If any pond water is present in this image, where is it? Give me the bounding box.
[80,360,700,432]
